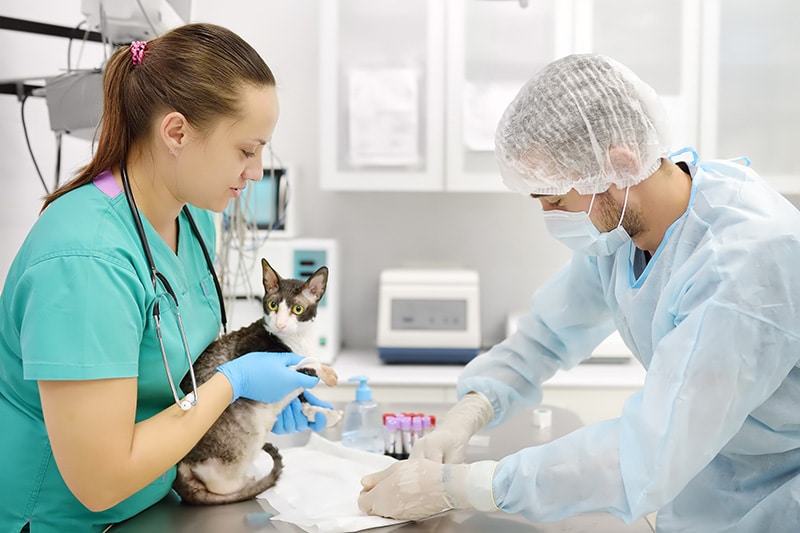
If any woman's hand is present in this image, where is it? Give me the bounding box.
[271,391,334,434]
[216,351,320,404]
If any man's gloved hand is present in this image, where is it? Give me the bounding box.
[358,458,498,520]
[410,393,494,463]
[271,391,333,434]
[216,352,319,404]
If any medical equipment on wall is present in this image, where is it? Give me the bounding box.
[377,268,481,364]
[81,0,188,43]
[239,167,297,236]
[44,69,104,140]
[5,1,190,194]
[223,237,341,364]
[121,164,226,411]
[217,161,302,309]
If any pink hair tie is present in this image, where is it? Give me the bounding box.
[130,41,147,67]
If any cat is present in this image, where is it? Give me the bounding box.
[172,258,342,505]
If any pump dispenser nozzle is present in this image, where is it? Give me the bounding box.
[348,375,373,402]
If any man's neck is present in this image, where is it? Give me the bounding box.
[634,160,693,254]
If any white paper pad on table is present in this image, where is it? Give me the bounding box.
[255,433,408,533]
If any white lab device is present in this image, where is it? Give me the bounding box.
[377,268,481,363]
[225,238,340,364]
[506,311,632,364]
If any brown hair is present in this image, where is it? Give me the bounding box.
[41,23,276,211]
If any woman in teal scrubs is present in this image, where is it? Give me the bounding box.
[0,23,327,532]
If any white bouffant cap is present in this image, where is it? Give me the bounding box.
[494,54,669,196]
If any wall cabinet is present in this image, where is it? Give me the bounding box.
[699,0,800,194]
[319,0,572,192]
[444,0,573,191]
[320,0,798,194]
[319,0,446,191]
[572,0,701,160]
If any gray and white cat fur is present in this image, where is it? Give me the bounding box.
[173,258,342,505]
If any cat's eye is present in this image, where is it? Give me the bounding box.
[292,304,304,315]
[267,300,278,311]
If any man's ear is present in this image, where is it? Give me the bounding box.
[159,111,191,155]
[608,146,640,178]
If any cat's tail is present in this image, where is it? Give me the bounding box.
[174,443,284,506]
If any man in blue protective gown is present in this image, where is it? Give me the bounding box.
[357,53,800,532]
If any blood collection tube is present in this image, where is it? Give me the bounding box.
[421,415,432,436]
[384,416,399,458]
[411,416,423,447]
[399,416,412,459]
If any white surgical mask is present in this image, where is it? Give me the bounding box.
[543,188,631,256]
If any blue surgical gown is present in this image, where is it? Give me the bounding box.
[0,170,221,532]
[459,160,800,531]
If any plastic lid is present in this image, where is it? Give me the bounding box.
[348,375,372,402]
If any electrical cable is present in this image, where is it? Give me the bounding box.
[98,2,110,60]
[135,0,158,37]
[216,143,291,326]
[53,131,62,190]
[67,20,90,72]
[20,94,50,195]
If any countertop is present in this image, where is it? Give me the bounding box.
[113,403,654,532]
[328,348,647,389]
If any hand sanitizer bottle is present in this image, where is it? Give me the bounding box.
[341,376,384,453]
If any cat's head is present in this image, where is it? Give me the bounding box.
[260,258,328,338]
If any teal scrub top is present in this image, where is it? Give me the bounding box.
[0,170,222,532]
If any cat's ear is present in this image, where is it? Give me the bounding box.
[302,266,328,303]
[261,258,281,292]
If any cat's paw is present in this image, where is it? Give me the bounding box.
[301,404,344,428]
[293,357,338,387]
[316,364,338,387]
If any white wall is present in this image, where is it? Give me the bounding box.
[0,1,106,281]
[0,1,570,350]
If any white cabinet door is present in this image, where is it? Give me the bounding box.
[573,0,702,151]
[444,0,573,192]
[319,0,446,191]
[699,0,800,194]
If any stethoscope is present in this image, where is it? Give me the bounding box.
[121,163,226,411]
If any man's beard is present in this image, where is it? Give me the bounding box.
[594,190,645,239]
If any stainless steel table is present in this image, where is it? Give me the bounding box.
[113,403,654,532]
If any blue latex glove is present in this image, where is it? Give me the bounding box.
[217,352,319,404]
[271,391,334,434]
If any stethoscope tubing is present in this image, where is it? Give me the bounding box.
[120,163,225,410]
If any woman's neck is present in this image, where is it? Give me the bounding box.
[117,156,182,252]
